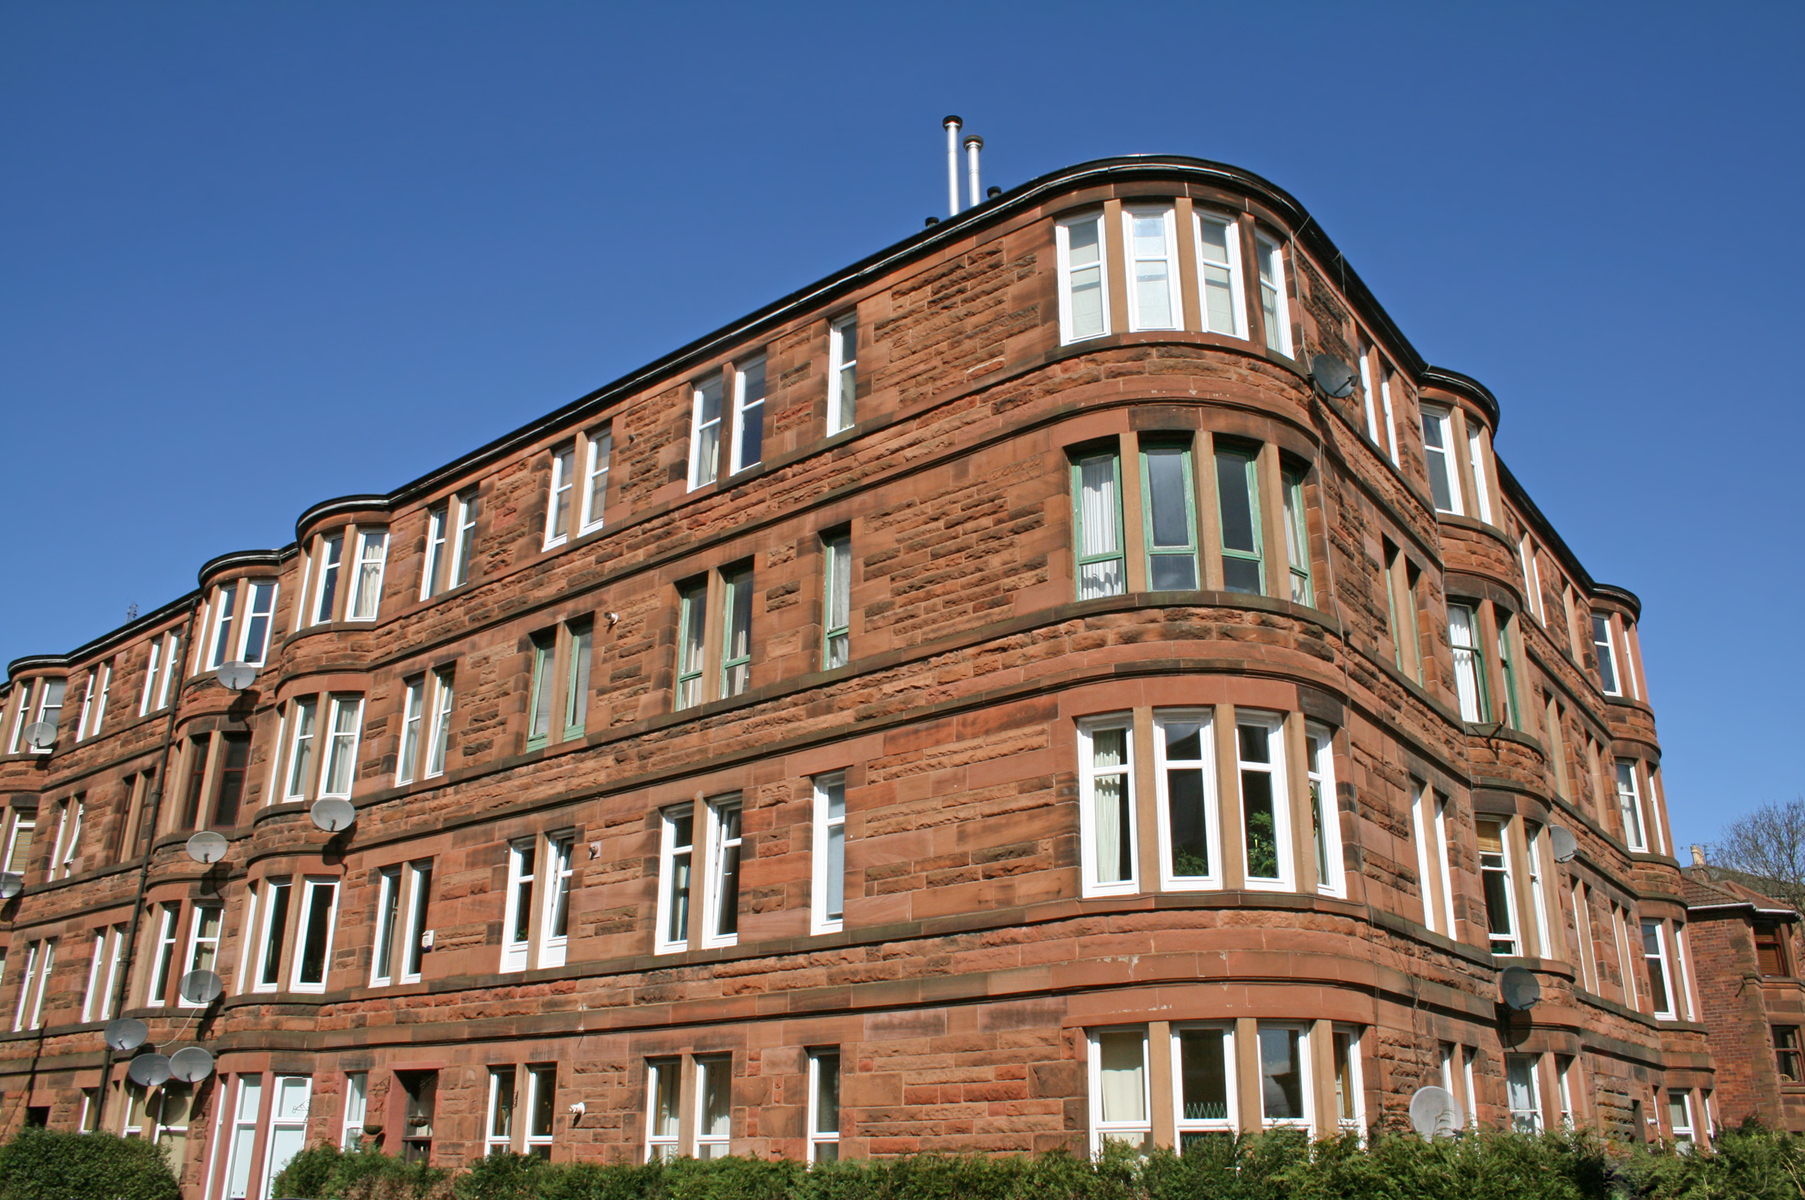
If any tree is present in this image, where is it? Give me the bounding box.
[1713,797,1805,917]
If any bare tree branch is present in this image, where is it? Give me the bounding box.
[1711,797,1805,917]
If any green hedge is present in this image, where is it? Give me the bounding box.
[0,1126,181,1200]
[265,1126,1805,1200]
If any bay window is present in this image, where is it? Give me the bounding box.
[1254,235,1292,356]
[1089,1028,1151,1153]
[1592,614,1622,695]
[1478,819,1521,955]
[1154,710,1217,889]
[1421,407,1462,515]
[347,529,388,620]
[1643,918,1676,1018]
[1072,449,1126,599]
[1236,715,1290,889]
[1215,443,1264,594]
[1616,759,1648,851]
[1448,602,1490,722]
[1079,716,1136,897]
[1124,205,1181,331]
[1140,440,1199,590]
[291,878,339,992]
[1192,212,1246,336]
[1174,1025,1236,1145]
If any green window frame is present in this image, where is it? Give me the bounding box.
[1072,450,1126,600]
[525,630,556,750]
[1139,441,1199,591]
[562,621,592,742]
[720,566,753,698]
[1214,444,1264,595]
[1498,613,1524,730]
[1282,467,1312,606]
[822,531,851,670]
[676,581,707,710]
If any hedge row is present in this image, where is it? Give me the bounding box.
[266,1124,1805,1200]
[0,1127,180,1200]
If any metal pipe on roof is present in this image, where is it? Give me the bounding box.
[943,115,963,215]
[965,134,983,208]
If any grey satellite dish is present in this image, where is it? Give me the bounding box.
[1500,966,1542,1011]
[185,831,229,864]
[177,969,223,1006]
[1549,825,1578,864]
[168,1046,216,1083]
[126,1053,172,1087]
[215,662,259,692]
[1408,1085,1464,1138]
[0,873,22,900]
[311,798,356,833]
[103,1018,149,1052]
[1310,354,1358,399]
[21,722,56,751]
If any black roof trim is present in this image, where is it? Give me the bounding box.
[294,494,395,540]
[1419,367,1502,432]
[197,548,291,590]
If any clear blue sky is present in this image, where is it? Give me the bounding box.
[2,2,1799,855]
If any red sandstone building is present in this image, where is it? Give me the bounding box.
[1681,861,1805,1131]
[0,155,1715,1196]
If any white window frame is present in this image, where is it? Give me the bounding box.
[1673,924,1695,1021]
[1055,211,1110,344]
[655,805,694,954]
[1572,882,1597,992]
[1593,614,1623,696]
[544,445,576,548]
[1122,204,1182,332]
[1411,784,1438,933]
[370,866,402,987]
[346,529,387,621]
[7,680,33,754]
[342,1072,368,1150]
[827,314,857,433]
[222,1076,263,1200]
[1434,793,1458,935]
[703,797,742,949]
[1152,709,1219,892]
[13,940,42,1031]
[424,492,479,597]
[1421,406,1464,515]
[729,354,766,475]
[236,582,278,665]
[811,773,846,935]
[252,879,292,993]
[146,906,178,1007]
[1468,425,1495,524]
[53,795,84,880]
[1078,715,1137,898]
[578,423,611,535]
[261,1075,313,1200]
[290,877,339,994]
[540,833,574,968]
[1379,364,1400,465]
[807,1050,840,1163]
[310,533,344,626]
[1191,211,1247,337]
[139,639,162,716]
[1519,534,1543,623]
[281,698,319,803]
[1171,1023,1237,1142]
[1616,759,1648,852]
[1557,1057,1576,1128]
[421,503,449,601]
[1505,1054,1542,1132]
[205,587,239,671]
[687,375,725,490]
[1614,904,1638,1009]
[1087,1027,1151,1155]
[1358,348,1380,442]
[401,860,432,985]
[1254,233,1293,357]
[524,1064,556,1157]
[1526,825,1553,957]
[1235,712,1292,891]
[645,1059,681,1162]
[84,662,112,739]
[1667,1089,1695,1148]
[1256,1021,1313,1132]
[1643,918,1677,1019]
[319,695,364,801]
[177,903,223,1009]
[1306,724,1344,898]
[396,678,425,787]
[486,1066,517,1155]
[1331,1025,1366,1137]
[1478,818,1522,956]
[425,668,454,779]
[81,930,107,1023]
[694,1055,732,1159]
[501,837,537,973]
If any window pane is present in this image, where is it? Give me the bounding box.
[298,884,335,985]
[700,1060,731,1136]
[1091,728,1131,884]
[1097,1031,1146,1123]
[1076,453,1124,599]
[1258,1026,1305,1121]
[1179,1029,1229,1120]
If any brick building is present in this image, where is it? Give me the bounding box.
[1681,861,1805,1131]
[0,154,1715,1196]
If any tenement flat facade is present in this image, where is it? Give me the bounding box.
[0,155,1712,1196]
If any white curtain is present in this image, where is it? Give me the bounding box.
[1097,1032,1146,1123]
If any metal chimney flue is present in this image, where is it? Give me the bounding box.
[942,115,963,216]
[964,134,983,208]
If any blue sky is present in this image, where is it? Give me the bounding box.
[2,2,1799,854]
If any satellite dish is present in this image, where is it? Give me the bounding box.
[1310,354,1358,399]
[126,1054,172,1087]
[1500,966,1542,1011]
[0,873,22,900]
[185,831,229,864]
[177,969,223,1006]
[168,1046,216,1083]
[1408,1085,1464,1138]
[22,722,56,751]
[311,798,356,833]
[215,662,259,692]
[103,1018,149,1052]
[1549,825,1578,863]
